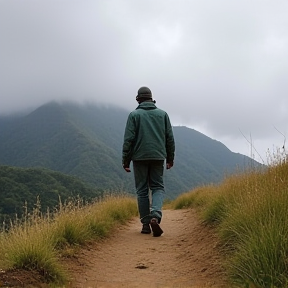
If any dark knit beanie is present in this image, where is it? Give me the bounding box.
[136,87,152,101]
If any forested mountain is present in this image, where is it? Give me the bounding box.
[0,102,261,201]
[0,165,102,224]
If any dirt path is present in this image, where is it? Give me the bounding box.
[65,209,231,288]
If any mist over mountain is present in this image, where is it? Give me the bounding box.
[0,101,261,200]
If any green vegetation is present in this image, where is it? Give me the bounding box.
[0,102,261,199]
[0,165,103,224]
[0,196,138,285]
[171,158,288,287]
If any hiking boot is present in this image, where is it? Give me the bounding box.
[150,218,163,237]
[141,223,151,234]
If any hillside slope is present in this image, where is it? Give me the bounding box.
[0,103,132,191]
[0,102,261,198]
[0,165,102,223]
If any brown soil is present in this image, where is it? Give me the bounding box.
[65,209,231,288]
[0,268,49,288]
[0,209,233,288]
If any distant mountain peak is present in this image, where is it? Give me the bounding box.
[0,103,262,199]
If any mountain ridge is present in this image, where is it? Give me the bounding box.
[0,101,261,199]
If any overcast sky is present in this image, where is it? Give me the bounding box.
[1,0,287,163]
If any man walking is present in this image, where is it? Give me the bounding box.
[122,87,175,237]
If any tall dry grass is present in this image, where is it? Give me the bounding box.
[171,158,288,287]
[0,195,138,285]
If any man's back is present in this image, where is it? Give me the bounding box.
[123,101,174,163]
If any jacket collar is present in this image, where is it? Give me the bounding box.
[136,101,157,110]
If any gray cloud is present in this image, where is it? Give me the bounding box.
[1,0,288,162]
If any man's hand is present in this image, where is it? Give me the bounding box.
[166,162,173,169]
[123,163,131,172]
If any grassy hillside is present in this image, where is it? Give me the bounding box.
[0,102,262,199]
[0,196,138,286]
[0,165,103,224]
[171,156,288,287]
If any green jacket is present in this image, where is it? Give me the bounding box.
[122,101,175,167]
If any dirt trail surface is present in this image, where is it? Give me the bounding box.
[65,209,231,288]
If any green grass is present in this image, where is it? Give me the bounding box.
[2,155,288,287]
[0,195,138,285]
[171,159,288,288]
